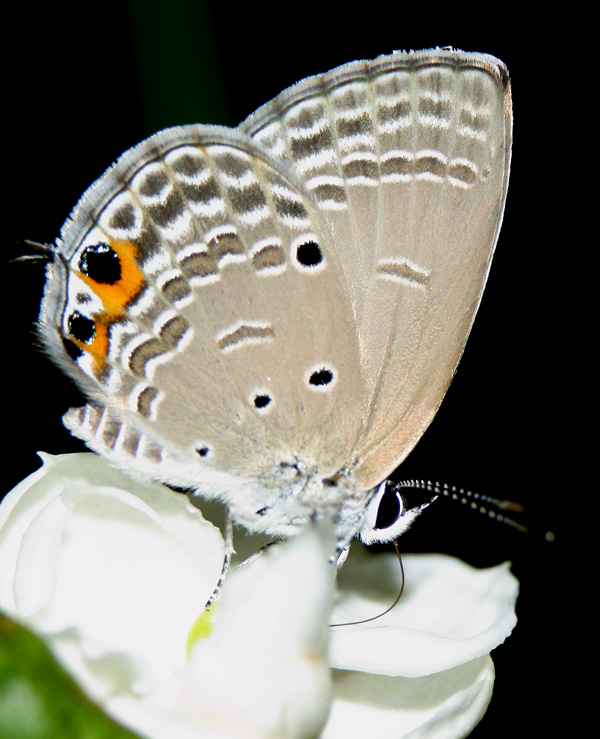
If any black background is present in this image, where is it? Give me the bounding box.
[3,3,576,737]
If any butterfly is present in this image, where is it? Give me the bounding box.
[39,48,512,556]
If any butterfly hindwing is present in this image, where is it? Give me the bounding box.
[40,127,366,491]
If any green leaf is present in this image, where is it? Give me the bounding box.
[0,612,141,739]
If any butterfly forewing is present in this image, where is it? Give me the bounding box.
[241,50,512,488]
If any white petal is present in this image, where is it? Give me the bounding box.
[323,655,494,739]
[172,523,335,738]
[0,453,225,700]
[330,547,518,676]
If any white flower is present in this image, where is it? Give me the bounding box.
[0,453,334,738]
[0,453,224,702]
[325,549,518,738]
[0,453,519,738]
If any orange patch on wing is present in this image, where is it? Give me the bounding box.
[71,240,146,366]
[78,239,146,318]
[82,320,109,358]
[67,319,110,373]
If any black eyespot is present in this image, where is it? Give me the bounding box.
[62,337,83,360]
[67,312,96,344]
[374,483,402,530]
[79,243,121,284]
[254,394,271,409]
[296,241,323,267]
[196,446,210,458]
[309,368,333,386]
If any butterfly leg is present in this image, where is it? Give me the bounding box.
[204,508,234,609]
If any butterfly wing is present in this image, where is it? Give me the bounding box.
[39,126,367,502]
[39,49,511,541]
[241,49,512,489]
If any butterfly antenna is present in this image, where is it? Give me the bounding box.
[398,479,529,533]
[330,540,405,628]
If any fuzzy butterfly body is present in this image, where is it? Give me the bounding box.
[39,49,512,551]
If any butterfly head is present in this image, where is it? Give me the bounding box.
[219,465,436,554]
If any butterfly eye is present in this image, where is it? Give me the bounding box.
[374,483,402,530]
[358,481,405,544]
[359,480,436,545]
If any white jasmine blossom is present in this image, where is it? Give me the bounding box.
[0,453,225,703]
[0,453,519,738]
[325,548,517,737]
